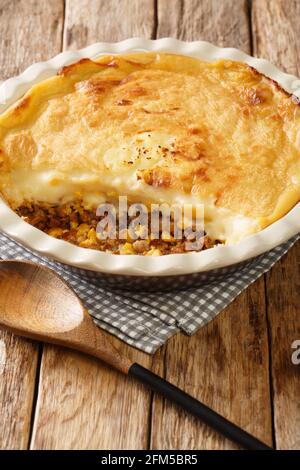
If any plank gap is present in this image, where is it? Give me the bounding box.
[151,0,158,39]
[146,391,154,450]
[247,0,254,54]
[61,0,67,51]
[27,343,44,450]
[263,275,277,450]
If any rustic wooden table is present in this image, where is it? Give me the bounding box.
[0,0,299,450]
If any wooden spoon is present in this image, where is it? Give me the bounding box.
[0,260,272,450]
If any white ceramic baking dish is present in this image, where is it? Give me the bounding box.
[0,38,299,288]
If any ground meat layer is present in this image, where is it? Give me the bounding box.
[16,201,217,255]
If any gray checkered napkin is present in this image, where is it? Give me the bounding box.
[0,231,298,354]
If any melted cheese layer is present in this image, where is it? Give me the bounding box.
[0,52,300,243]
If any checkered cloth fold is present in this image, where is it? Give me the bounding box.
[0,232,298,354]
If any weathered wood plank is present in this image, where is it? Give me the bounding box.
[0,332,38,449]
[157,0,251,51]
[30,0,155,450]
[252,0,300,450]
[0,0,64,450]
[151,0,273,450]
[31,345,153,449]
[0,0,64,79]
[252,0,300,76]
[63,0,156,49]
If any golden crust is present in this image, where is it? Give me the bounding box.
[1,52,300,240]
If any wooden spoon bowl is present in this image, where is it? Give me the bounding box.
[0,260,84,333]
[0,260,131,373]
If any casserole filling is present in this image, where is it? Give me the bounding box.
[16,201,215,255]
[1,52,300,255]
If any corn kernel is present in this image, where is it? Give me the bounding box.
[77,223,90,236]
[119,242,135,254]
[47,228,64,238]
[146,248,162,256]
[88,228,97,243]
[70,220,79,229]
[79,239,94,248]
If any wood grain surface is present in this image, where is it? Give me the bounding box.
[0,0,64,79]
[157,0,251,52]
[0,331,38,449]
[0,0,299,450]
[63,0,156,49]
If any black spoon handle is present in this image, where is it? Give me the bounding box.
[129,363,272,451]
